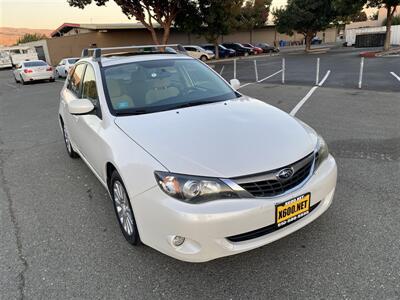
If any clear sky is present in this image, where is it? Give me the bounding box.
[0,0,288,29]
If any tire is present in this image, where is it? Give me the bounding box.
[200,55,208,62]
[21,76,26,85]
[244,52,249,57]
[49,78,55,82]
[55,70,60,78]
[110,171,140,245]
[62,122,79,158]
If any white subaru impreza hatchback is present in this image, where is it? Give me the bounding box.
[59,45,337,262]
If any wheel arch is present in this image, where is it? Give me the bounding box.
[106,162,117,189]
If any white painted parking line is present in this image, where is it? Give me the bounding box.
[238,82,252,88]
[290,86,318,116]
[390,72,400,82]
[257,69,283,83]
[220,66,224,75]
[290,70,330,116]
[318,70,331,86]
[237,69,283,90]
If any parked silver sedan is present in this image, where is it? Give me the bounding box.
[13,60,55,84]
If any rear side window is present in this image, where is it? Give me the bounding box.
[81,65,98,104]
[68,64,86,96]
[24,61,47,67]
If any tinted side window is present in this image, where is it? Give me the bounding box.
[68,64,86,96]
[82,65,98,104]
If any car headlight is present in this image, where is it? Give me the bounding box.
[315,135,329,170]
[154,171,239,203]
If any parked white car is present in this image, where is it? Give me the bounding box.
[183,45,215,61]
[59,45,337,262]
[56,57,80,78]
[13,60,55,84]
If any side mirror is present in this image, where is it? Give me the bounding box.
[230,79,241,90]
[68,99,94,115]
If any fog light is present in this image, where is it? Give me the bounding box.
[172,235,185,247]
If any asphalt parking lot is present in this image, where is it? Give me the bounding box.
[213,47,400,92]
[1,48,399,299]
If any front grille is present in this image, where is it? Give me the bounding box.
[226,203,319,242]
[234,153,315,198]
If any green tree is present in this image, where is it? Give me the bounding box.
[17,33,47,44]
[67,0,184,45]
[175,0,242,58]
[273,0,336,51]
[383,14,400,25]
[367,0,400,50]
[237,0,272,29]
[350,11,368,22]
[236,0,272,42]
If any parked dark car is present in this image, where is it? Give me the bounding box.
[201,44,236,58]
[242,43,263,55]
[222,43,254,56]
[311,37,322,45]
[255,43,280,53]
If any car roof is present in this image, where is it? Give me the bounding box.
[80,53,193,67]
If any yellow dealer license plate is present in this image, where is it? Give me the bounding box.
[276,193,311,228]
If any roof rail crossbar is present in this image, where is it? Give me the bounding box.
[81,44,185,61]
[81,49,89,57]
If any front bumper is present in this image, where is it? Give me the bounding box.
[131,155,337,262]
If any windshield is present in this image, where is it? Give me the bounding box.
[24,61,47,67]
[68,58,79,64]
[104,59,238,115]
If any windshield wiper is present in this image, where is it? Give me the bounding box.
[170,100,219,110]
[115,109,150,116]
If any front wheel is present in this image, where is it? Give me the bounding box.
[200,55,208,62]
[244,52,249,57]
[110,171,140,245]
[62,122,78,158]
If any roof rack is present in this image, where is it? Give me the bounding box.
[81,44,186,61]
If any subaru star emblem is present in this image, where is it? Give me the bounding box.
[276,168,294,180]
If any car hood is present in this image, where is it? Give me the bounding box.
[115,97,317,178]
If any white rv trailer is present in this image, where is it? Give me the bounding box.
[0,49,12,68]
[0,46,39,66]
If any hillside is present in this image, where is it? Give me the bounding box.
[0,27,52,46]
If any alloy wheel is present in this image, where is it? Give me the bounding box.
[63,124,72,154]
[113,180,134,236]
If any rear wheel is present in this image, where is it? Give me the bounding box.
[49,78,55,82]
[110,171,140,245]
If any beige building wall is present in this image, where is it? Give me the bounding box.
[46,27,338,65]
